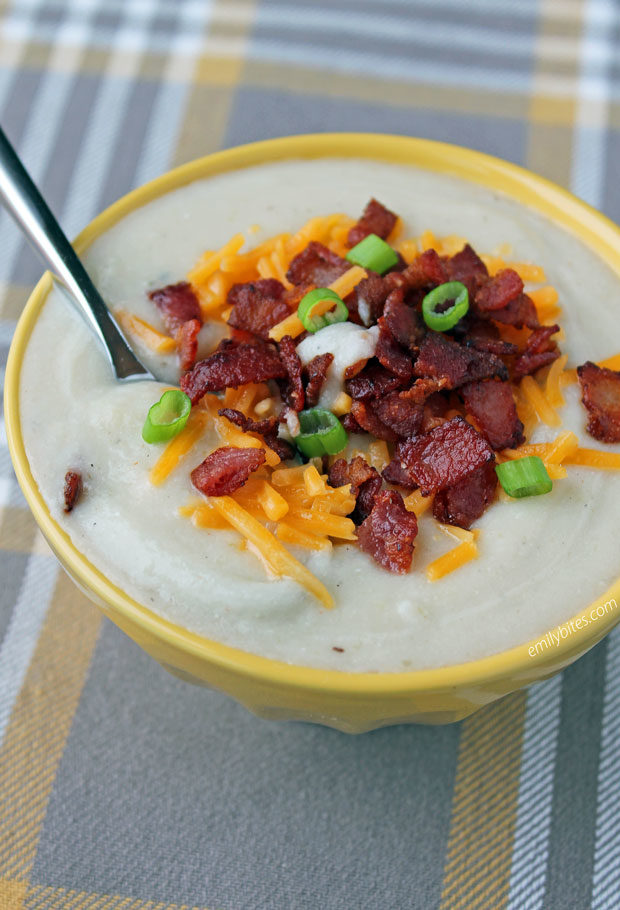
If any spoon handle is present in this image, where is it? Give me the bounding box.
[0,125,152,381]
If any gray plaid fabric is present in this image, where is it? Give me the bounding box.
[2,1,620,908]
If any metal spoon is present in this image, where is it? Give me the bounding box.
[0,125,154,382]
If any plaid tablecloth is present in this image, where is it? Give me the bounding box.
[1,1,619,908]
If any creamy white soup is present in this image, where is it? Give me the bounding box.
[18,159,620,671]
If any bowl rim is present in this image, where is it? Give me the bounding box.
[5,132,620,695]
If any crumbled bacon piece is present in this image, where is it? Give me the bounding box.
[400,377,448,404]
[347,198,398,247]
[577,361,620,442]
[349,273,391,326]
[375,326,414,382]
[387,248,447,293]
[461,380,525,450]
[378,288,425,352]
[421,392,451,432]
[513,324,560,378]
[148,281,202,334]
[475,269,523,313]
[383,416,494,495]
[286,241,350,287]
[432,460,498,529]
[357,490,418,574]
[490,293,539,329]
[180,341,287,404]
[345,361,404,401]
[304,353,334,407]
[444,244,488,297]
[218,408,295,461]
[414,333,507,389]
[341,411,364,434]
[227,278,289,339]
[191,446,266,497]
[350,400,398,442]
[457,318,517,356]
[328,455,382,522]
[277,335,305,411]
[63,470,82,513]
[176,318,201,371]
[372,392,424,438]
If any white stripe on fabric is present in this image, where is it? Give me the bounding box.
[591,624,620,908]
[570,0,616,207]
[506,675,562,910]
[131,0,215,188]
[254,6,572,62]
[59,1,164,237]
[0,69,77,281]
[0,555,59,747]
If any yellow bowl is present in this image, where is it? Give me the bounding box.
[5,134,620,732]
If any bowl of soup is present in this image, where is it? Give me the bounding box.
[5,133,620,731]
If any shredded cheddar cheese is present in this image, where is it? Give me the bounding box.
[520,375,562,427]
[208,497,334,608]
[508,261,546,283]
[426,528,480,582]
[115,310,176,354]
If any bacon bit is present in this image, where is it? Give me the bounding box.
[218,407,277,437]
[461,380,525,450]
[191,446,266,497]
[63,470,82,513]
[328,455,382,522]
[349,273,391,326]
[444,244,488,297]
[175,318,202,371]
[388,248,447,292]
[489,293,539,329]
[276,335,305,412]
[341,411,364,434]
[474,268,523,312]
[577,361,620,442]
[346,361,404,400]
[432,460,498,530]
[379,288,426,351]
[304,352,334,407]
[414,333,507,389]
[383,416,494,495]
[227,278,289,339]
[514,324,560,378]
[286,241,350,287]
[375,326,414,382]
[459,318,517,356]
[357,490,418,574]
[180,341,287,404]
[347,198,398,247]
[149,281,202,334]
[350,400,398,442]
[372,392,424,438]
[400,377,448,405]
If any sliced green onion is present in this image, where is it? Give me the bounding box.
[294,408,348,457]
[422,281,469,331]
[297,288,348,333]
[142,389,191,444]
[495,456,553,498]
[346,233,399,274]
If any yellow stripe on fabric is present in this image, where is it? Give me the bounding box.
[439,692,527,910]
[242,60,531,122]
[0,506,40,555]
[526,0,584,185]
[0,572,102,884]
[173,0,257,164]
[0,882,214,910]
